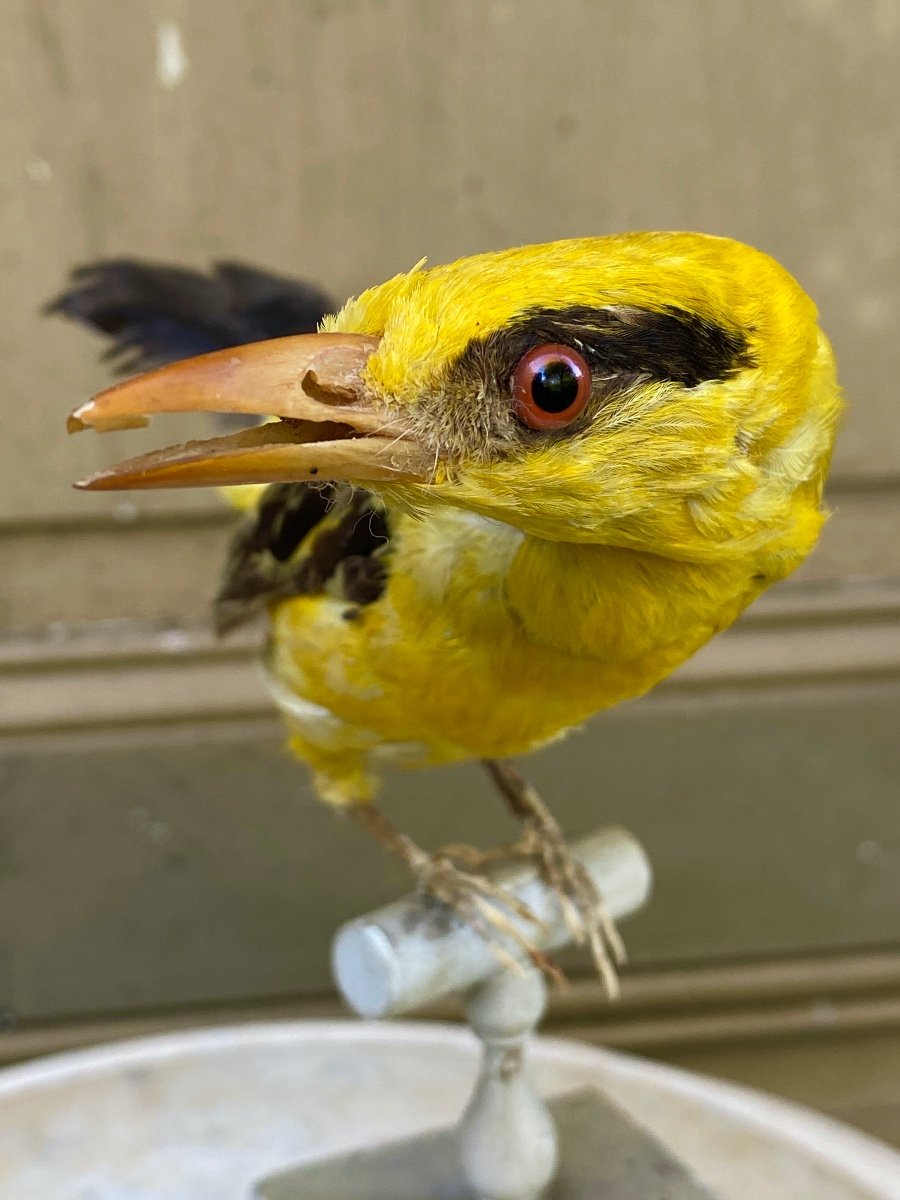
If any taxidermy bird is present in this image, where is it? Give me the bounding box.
[57,234,841,990]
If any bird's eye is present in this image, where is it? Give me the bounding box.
[511,344,591,430]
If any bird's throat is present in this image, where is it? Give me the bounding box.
[505,535,762,668]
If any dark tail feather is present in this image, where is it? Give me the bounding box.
[46,258,336,373]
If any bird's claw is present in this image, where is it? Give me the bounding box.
[440,815,625,995]
[410,849,562,981]
[518,812,626,997]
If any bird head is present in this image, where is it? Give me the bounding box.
[70,233,840,570]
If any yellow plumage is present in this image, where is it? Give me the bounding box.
[266,233,840,804]
[69,231,842,981]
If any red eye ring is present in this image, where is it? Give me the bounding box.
[511,343,592,430]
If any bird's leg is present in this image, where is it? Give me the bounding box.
[347,802,560,978]
[481,759,626,996]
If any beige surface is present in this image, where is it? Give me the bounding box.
[663,1028,900,1157]
[1,1023,898,1200]
[2,0,899,526]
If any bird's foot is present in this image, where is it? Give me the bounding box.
[517,810,625,996]
[482,760,627,996]
[408,846,562,980]
[347,803,560,978]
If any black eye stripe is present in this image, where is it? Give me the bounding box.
[454,303,754,391]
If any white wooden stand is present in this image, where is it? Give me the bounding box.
[258,826,660,1200]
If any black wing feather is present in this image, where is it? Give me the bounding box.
[46,258,335,373]
[214,484,391,635]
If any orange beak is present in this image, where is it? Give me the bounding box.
[68,333,432,490]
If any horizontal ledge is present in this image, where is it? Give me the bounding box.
[552,946,900,1018]
[2,579,899,738]
[3,947,900,1068]
[562,993,900,1052]
[3,575,899,669]
[0,507,232,538]
[2,473,897,536]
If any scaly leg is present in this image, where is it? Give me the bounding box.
[469,759,626,996]
[347,802,560,979]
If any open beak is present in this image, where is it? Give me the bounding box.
[68,332,432,490]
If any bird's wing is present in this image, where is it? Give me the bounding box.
[214,482,390,635]
[46,259,335,373]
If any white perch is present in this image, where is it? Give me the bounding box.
[332,826,652,1019]
[322,826,653,1200]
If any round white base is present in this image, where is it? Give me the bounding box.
[0,1021,898,1199]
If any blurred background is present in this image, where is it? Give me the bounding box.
[1,0,899,1147]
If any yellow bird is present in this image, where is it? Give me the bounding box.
[66,232,841,987]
